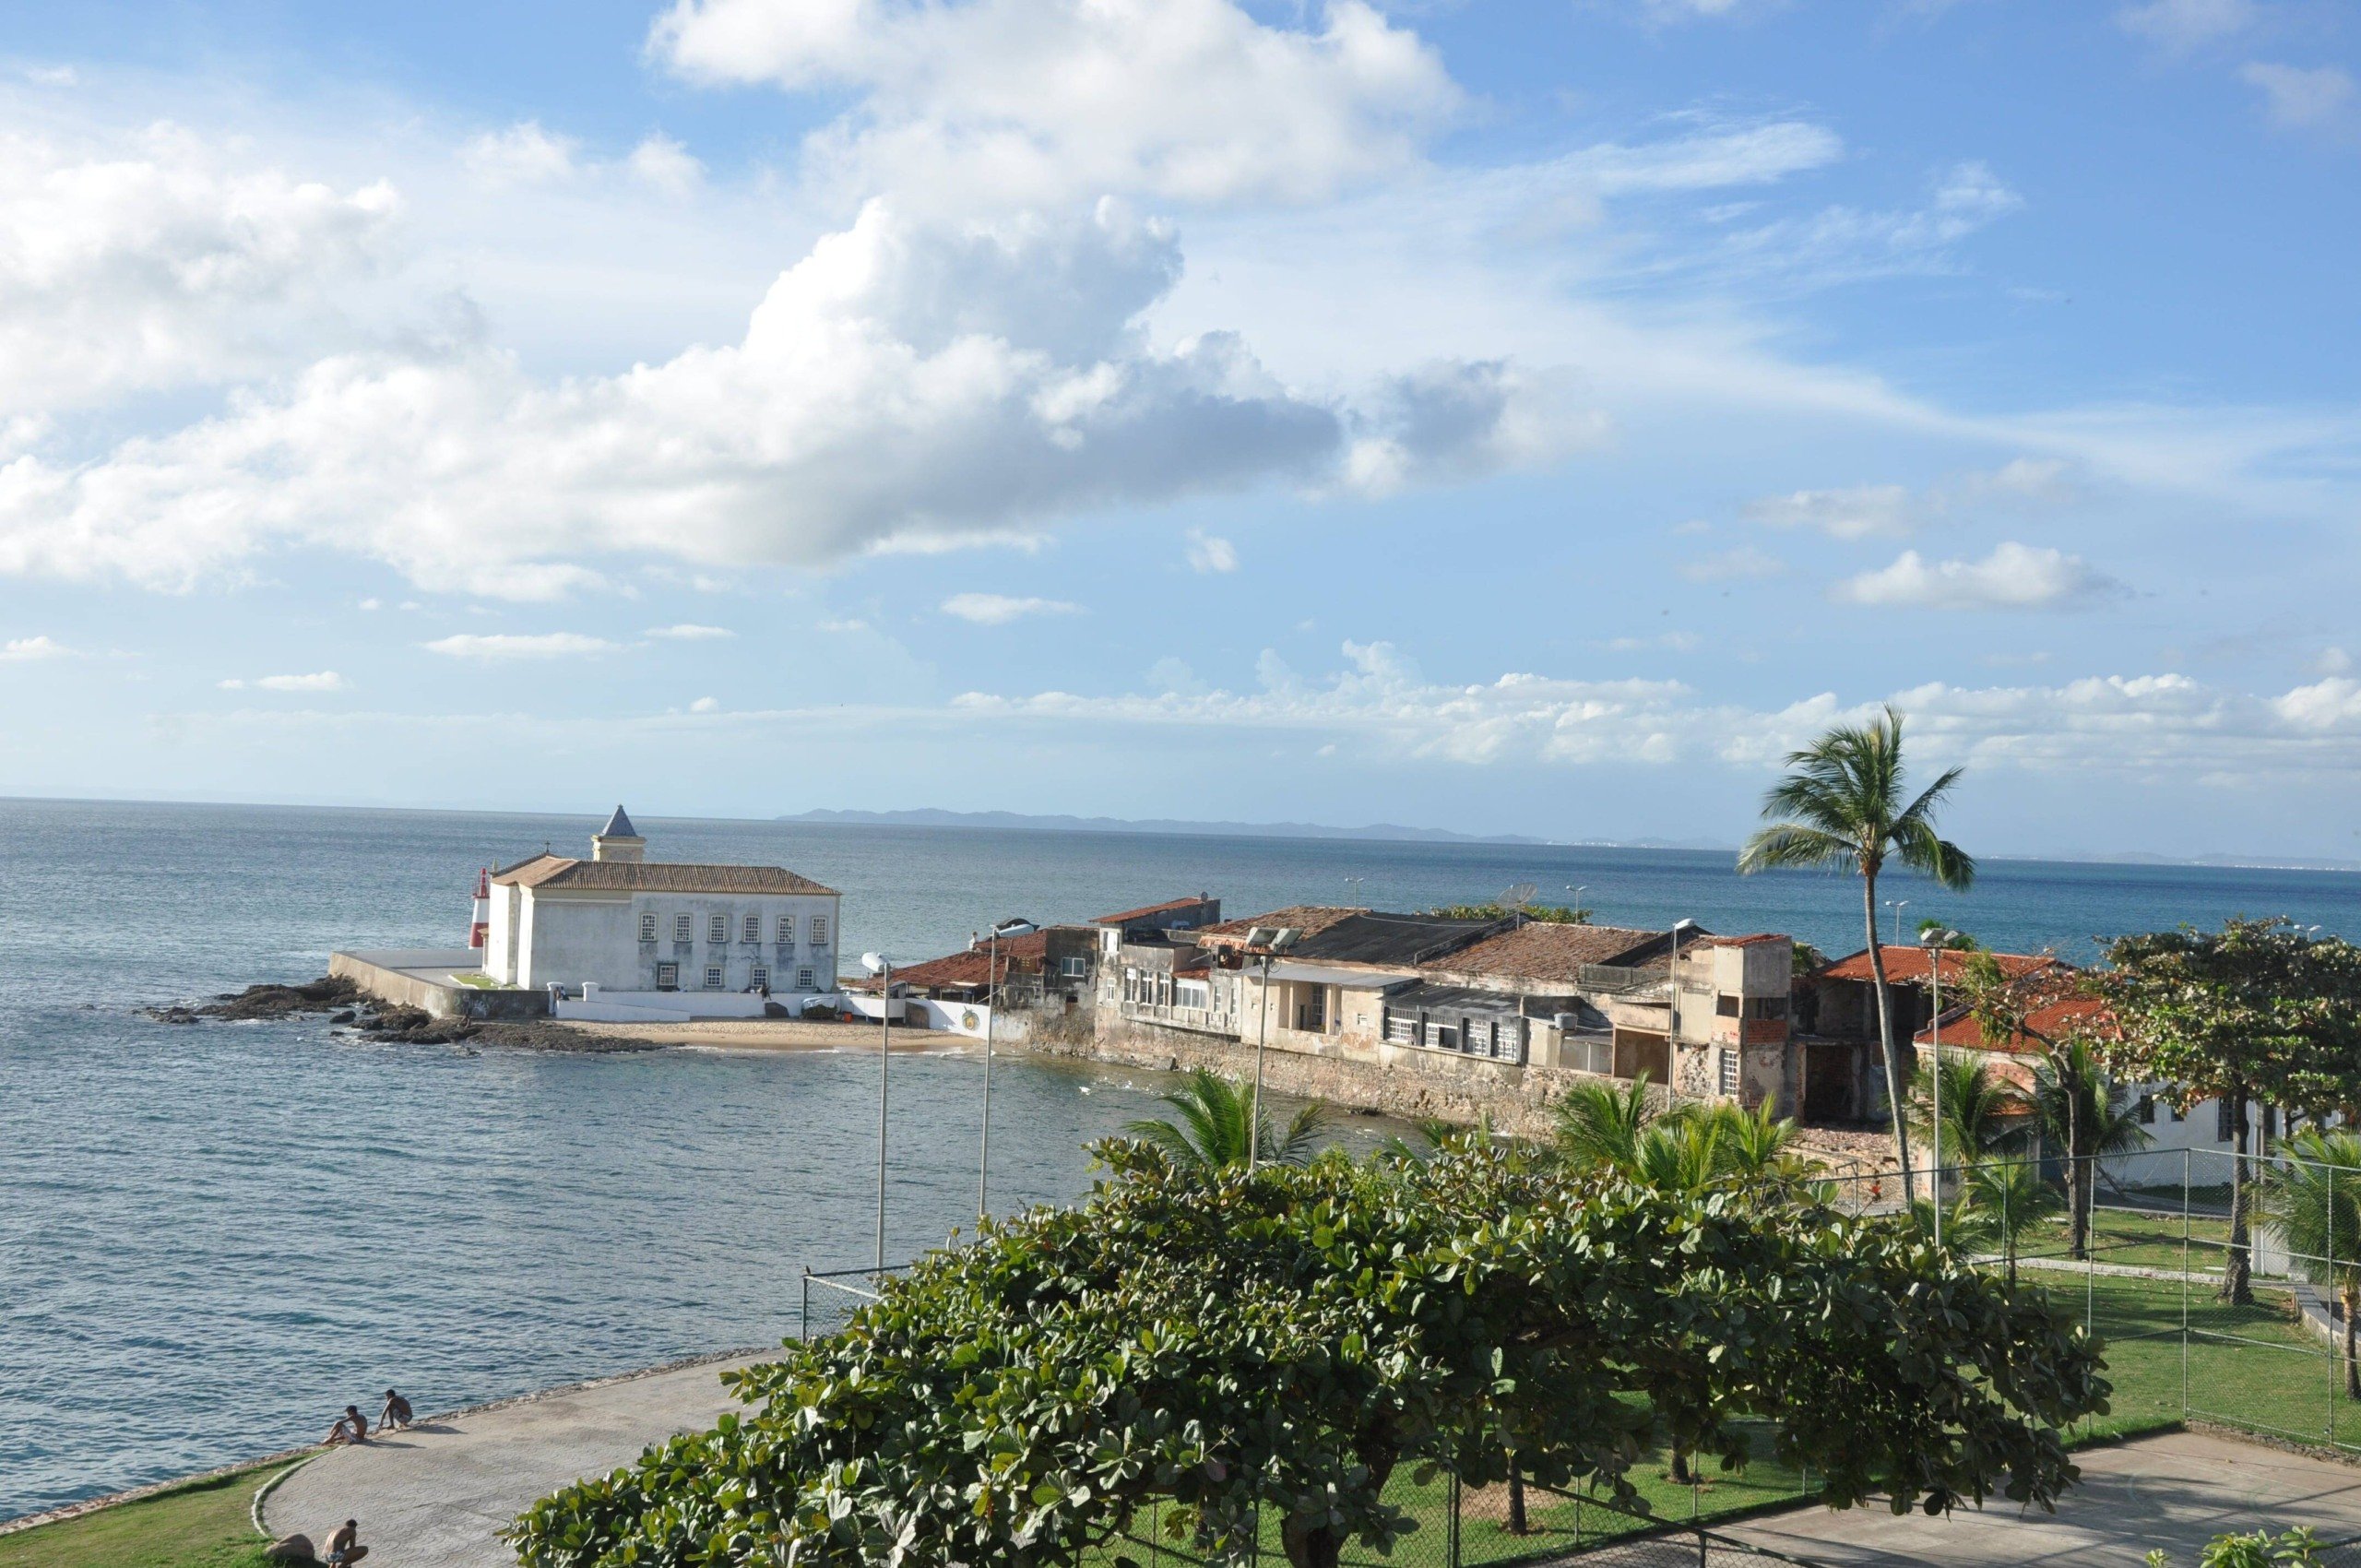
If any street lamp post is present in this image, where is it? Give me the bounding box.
[1567,885,1588,923]
[1885,898,1911,945]
[1244,926,1301,1170]
[1667,918,1694,1110]
[860,951,894,1271]
[979,923,997,1221]
[1346,875,1366,906]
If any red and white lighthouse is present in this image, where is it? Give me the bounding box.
[469,866,491,952]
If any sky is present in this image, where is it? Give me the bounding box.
[0,0,2356,861]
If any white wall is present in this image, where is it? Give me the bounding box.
[516,889,840,994]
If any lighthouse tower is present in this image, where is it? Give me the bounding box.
[468,867,491,952]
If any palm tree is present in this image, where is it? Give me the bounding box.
[2260,1128,2361,1398]
[2030,1037,2151,1259]
[1738,706,1975,1180]
[1125,1068,1330,1170]
[1959,1158,2063,1284]
[1552,1075,1657,1172]
[1909,1052,2030,1170]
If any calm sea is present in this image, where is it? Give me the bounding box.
[4,796,2358,1519]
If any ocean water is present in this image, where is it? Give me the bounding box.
[4,796,2359,1519]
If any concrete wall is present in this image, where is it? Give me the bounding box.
[516,888,840,994]
[331,950,550,1021]
[1048,1016,1611,1138]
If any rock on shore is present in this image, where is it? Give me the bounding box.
[143,977,660,1052]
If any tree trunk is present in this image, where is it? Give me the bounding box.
[2344,1284,2359,1401]
[2222,1087,2253,1306]
[1506,1459,1527,1535]
[1281,1515,1345,1568]
[1669,1444,1693,1485]
[1861,871,1914,1185]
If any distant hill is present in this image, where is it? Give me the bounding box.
[777,807,1555,847]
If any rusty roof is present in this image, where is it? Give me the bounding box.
[852,929,1050,992]
[492,857,837,896]
[1423,922,1662,981]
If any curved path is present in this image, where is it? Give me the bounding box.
[263,1354,767,1568]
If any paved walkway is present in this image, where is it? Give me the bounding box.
[1726,1430,2361,1564]
[263,1355,767,1568]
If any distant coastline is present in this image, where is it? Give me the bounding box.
[775,806,2361,872]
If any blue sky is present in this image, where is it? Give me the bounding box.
[0,0,2356,859]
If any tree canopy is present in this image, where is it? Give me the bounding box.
[1124,1067,1330,1170]
[514,1144,2107,1568]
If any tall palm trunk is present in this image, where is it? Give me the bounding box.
[1862,870,1914,1182]
[2343,1282,2360,1400]
[2065,1063,2087,1261]
[1505,1457,1527,1534]
[2223,1087,2254,1306]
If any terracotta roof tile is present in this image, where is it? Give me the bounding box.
[1092,895,1216,925]
[1196,906,1366,945]
[1809,945,2056,986]
[492,858,837,896]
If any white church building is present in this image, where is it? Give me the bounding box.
[485,807,841,1004]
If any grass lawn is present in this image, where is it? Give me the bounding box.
[2013,1205,2235,1275]
[0,1463,291,1568]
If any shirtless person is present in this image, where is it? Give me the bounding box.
[324,1405,369,1445]
[324,1519,369,1566]
[376,1389,412,1431]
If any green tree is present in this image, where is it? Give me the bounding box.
[2029,1037,2151,1261]
[1959,1158,2063,1285]
[2260,1128,2361,1399]
[2145,1526,2328,1566]
[1124,1067,1330,1170]
[2094,920,2361,1304]
[514,1146,2109,1568]
[1552,1075,1657,1172]
[1738,706,1975,1180]
[1909,1052,2029,1170]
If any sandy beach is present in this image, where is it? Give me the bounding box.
[542,1017,978,1052]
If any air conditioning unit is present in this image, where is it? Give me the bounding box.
[1553,1013,1583,1032]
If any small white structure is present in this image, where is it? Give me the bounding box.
[484,806,841,1003]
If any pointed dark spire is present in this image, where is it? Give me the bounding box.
[599,804,638,839]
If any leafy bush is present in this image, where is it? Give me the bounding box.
[513,1143,2107,1568]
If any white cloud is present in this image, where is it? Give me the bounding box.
[1679,545,1785,582]
[2312,647,2354,676]
[1744,482,1916,540]
[626,133,706,196]
[820,616,871,633]
[463,121,580,185]
[1185,529,1239,573]
[689,695,720,713]
[2239,63,2357,131]
[0,200,1555,595]
[1602,632,1701,652]
[1833,541,2126,610]
[942,592,1082,624]
[2117,0,2257,53]
[648,0,1461,211]
[422,632,621,659]
[219,670,347,692]
[934,643,2361,780]
[1,634,67,660]
[1710,160,2022,288]
[0,124,397,415]
[1744,458,2073,540]
[647,623,736,639]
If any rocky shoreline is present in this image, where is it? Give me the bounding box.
[142,976,663,1052]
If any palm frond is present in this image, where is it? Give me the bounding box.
[1737,824,1855,875]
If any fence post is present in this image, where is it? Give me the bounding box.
[800,1265,811,1341]
[2330,1166,2339,1443]
[1448,1471,1461,1568]
[2182,1148,2191,1423]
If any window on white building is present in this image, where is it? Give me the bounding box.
[797,967,816,990]
[777,914,796,944]
[743,914,761,944]
[1061,956,1087,979]
[1176,979,1210,1010]
[704,966,724,990]
[810,915,829,945]
[750,964,770,991]
[1718,1049,1739,1097]
[1385,1012,1417,1044]
[673,913,693,943]
[639,913,657,942]
[708,914,728,944]
[656,961,680,990]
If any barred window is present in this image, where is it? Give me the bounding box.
[704,966,724,990]
[1718,1049,1739,1097]
[673,913,693,943]
[638,912,657,942]
[777,914,796,944]
[743,914,761,943]
[797,967,816,990]
[708,914,728,944]
[811,916,829,945]
[750,964,770,990]
[655,961,679,990]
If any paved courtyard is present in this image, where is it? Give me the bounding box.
[262,1355,765,1568]
[1725,1429,2361,1564]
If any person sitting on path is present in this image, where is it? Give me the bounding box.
[323,1405,369,1445]
[376,1388,412,1431]
[325,1519,369,1566]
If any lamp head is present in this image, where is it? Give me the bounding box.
[1271,927,1301,950]
[860,952,888,977]
[1244,926,1271,947]
[1920,928,1959,949]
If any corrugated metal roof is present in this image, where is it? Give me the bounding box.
[1266,960,1415,988]
[1290,911,1511,966]
[1384,982,1526,1014]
